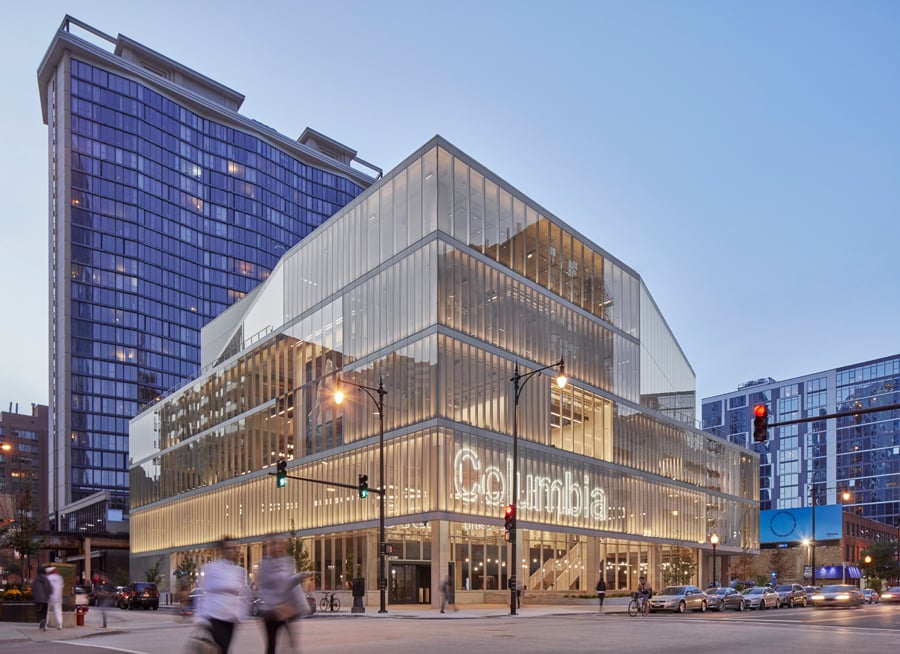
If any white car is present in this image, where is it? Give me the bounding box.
[744,585,780,609]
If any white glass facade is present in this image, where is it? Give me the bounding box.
[130,138,758,605]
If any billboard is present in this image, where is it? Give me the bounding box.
[760,505,842,544]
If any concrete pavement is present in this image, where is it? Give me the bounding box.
[0,598,627,644]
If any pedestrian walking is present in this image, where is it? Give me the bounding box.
[95,578,116,628]
[596,577,607,612]
[256,537,312,654]
[31,567,52,631]
[439,575,457,613]
[46,566,64,629]
[194,537,251,653]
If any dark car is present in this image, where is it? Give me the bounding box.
[707,586,747,611]
[119,582,159,610]
[774,583,807,608]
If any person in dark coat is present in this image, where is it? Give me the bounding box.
[596,577,607,613]
[31,567,52,631]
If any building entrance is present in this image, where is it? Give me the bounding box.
[388,561,431,604]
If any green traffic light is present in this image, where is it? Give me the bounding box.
[359,488,368,498]
[278,474,287,488]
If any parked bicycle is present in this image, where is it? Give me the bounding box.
[628,591,650,617]
[319,591,341,612]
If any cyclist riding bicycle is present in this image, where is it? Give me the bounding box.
[636,576,652,615]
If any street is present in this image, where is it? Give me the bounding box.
[0,602,897,654]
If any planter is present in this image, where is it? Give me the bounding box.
[0,602,37,622]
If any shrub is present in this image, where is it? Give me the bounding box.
[3,587,24,602]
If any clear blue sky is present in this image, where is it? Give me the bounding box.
[2,1,899,415]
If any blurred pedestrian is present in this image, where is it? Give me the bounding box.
[439,575,457,613]
[46,566,64,629]
[194,537,251,653]
[257,537,312,654]
[31,567,51,631]
[596,577,607,613]
[96,578,116,628]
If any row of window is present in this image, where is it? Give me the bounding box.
[70,61,361,194]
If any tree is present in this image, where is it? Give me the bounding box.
[287,519,314,572]
[0,487,46,580]
[145,559,163,583]
[174,556,197,588]
[862,541,900,585]
[769,548,791,583]
[662,547,698,586]
[729,546,756,585]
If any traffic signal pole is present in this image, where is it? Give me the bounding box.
[268,468,378,494]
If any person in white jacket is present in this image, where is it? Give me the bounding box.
[46,566,64,629]
[256,537,312,654]
[195,537,251,653]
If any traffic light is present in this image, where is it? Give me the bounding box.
[276,460,287,488]
[358,474,369,499]
[504,504,515,532]
[753,404,769,442]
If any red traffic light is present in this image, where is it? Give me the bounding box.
[504,505,515,531]
[752,404,769,442]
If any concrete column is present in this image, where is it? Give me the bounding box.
[431,520,451,608]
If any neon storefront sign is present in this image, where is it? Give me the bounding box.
[453,447,607,522]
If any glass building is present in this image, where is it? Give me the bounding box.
[37,16,378,530]
[702,354,900,529]
[130,137,758,606]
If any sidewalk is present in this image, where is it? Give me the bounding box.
[0,598,629,643]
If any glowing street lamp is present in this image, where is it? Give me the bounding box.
[509,358,566,615]
[334,374,388,614]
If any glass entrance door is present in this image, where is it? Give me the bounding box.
[389,562,431,604]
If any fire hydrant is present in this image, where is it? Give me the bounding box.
[75,605,88,626]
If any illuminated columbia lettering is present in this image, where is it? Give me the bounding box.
[453,447,607,522]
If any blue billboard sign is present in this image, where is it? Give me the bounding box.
[760,505,842,544]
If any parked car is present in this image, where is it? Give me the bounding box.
[73,585,90,606]
[744,585,780,610]
[119,582,159,610]
[861,589,879,604]
[879,586,900,604]
[774,583,808,608]
[809,584,863,608]
[804,585,820,596]
[707,586,747,611]
[648,585,708,613]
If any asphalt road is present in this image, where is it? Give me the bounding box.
[0,603,896,654]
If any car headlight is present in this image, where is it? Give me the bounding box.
[811,594,824,600]
[834,594,849,600]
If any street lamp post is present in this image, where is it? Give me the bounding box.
[864,554,871,589]
[509,358,566,616]
[334,375,388,614]
[710,534,719,588]
[809,484,850,588]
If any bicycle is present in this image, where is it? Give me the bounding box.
[627,592,650,617]
[319,591,341,612]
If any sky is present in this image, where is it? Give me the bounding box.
[2,1,899,417]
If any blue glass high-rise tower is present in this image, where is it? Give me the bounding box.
[37,16,379,530]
